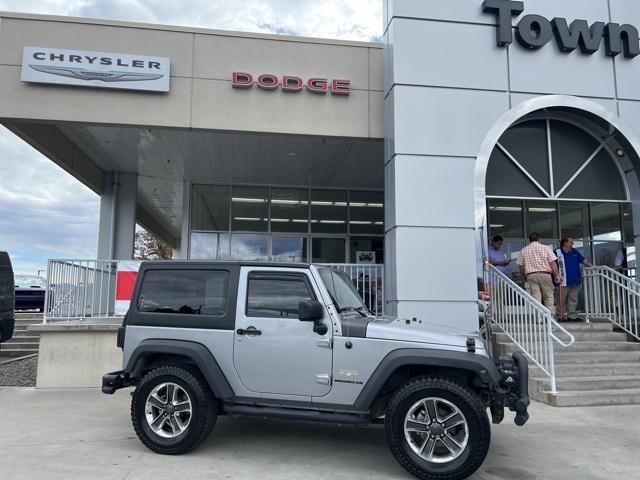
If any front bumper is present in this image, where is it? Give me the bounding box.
[491,352,530,426]
[102,370,131,394]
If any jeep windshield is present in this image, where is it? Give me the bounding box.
[318,268,369,316]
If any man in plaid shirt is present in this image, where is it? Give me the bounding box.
[517,232,561,315]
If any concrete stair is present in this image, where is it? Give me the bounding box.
[0,313,42,357]
[496,321,640,407]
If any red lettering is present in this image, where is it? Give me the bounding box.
[232,72,253,88]
[307,78,328,94]
[257,74,279,90]
[331,79,351,95]
[282,75,303,92]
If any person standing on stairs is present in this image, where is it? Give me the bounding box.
[517,232,561,315]
[554,237,592,322]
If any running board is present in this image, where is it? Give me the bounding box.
[222,404,375,425]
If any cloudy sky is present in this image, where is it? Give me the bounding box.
[0,0,382,274]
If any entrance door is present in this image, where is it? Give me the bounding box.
[233,267,332,397]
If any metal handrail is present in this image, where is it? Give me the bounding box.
[485,264,575,393]
[584,266,640,341]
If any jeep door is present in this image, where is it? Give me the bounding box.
[233,267,332,397]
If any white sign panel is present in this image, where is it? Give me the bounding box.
[356,251,376,264]
[21,46,170,92]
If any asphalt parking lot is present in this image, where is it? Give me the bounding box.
[1,387,638,480]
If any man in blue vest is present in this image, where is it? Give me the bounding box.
[555,236,592,321]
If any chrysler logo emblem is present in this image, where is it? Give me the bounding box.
[29,64,164,83]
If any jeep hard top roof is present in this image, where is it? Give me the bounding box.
[138,260,315,269]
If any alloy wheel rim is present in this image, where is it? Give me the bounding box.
[403,397,469,464]
[144,382,192,439]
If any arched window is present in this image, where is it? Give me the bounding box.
[486,117,628,201]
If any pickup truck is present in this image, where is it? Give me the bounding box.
[103,261,529,480]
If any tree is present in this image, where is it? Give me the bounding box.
[134,229,172,260]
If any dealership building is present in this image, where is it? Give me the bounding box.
[2,1,640,332]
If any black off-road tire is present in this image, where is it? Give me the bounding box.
[385,377,491,480]
[131,365,217,454]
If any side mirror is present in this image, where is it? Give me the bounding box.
[299,300,328,336]
[299,300,324,322]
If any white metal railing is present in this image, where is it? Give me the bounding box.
[584,266,640,341]
[44,259,118,322]
[43,260,385,322]
[485,264,575,393]
[325,264,385,316]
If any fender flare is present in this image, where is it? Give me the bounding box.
[353,348,501,411]
[125,339,234,399]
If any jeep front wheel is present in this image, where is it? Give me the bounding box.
[385,377,491,480]
[131,365,217,454]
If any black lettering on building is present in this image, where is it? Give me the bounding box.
[148,61,161,69]
[84,56,98,64]
[605,23,640,58]
[551,18,605,54]
[33,52,45,60]
[100,57,112,65]
[483,0,640,59]
[69,54,82,63]
[482,0,524,46]
[49,53,64,61]
[516,15,553,49]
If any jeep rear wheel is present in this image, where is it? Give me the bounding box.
[131,365,217,454]
[385,377,491,480]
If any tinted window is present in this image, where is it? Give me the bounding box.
[138,270,229,316]
[246,274,314,318]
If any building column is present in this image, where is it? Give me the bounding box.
[172,180,191,260]
[97,172,138,260]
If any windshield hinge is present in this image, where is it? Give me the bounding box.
[317,338,332,349]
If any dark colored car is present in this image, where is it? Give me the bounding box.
[14,275,46,312]
[0,252,15,343]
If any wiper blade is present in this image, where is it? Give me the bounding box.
[355,306,371,317]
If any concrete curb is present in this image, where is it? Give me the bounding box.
[0,353,38,365]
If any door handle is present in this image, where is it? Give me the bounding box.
[237,327,262,336]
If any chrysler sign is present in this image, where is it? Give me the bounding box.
[483,0,640,58]
[21,47,170,92]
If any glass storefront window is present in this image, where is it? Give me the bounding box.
[591,203,622,242]
[594,241,623,268]
[312,238,346,263]
[231,186,268,232]
[231,234,268,261]
[190,232,230,260]
[272,236,308,263]
[191,185,230,231]
[623,203,634,244]
[311,190,348,234]
[271,188,309,233]
[559,202,589,241]
[349,191,384,235]
[525,201,558,240]
[487,199,523,239]
[350,237,384,264]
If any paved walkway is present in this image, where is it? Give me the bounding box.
[1,387,639,479]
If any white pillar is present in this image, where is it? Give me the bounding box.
[97,172,138,260]
[172,180,191,260]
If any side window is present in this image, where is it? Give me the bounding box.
[246,273,314,318]
[138,270,229,316]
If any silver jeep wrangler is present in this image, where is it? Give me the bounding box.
[103,261,529,480]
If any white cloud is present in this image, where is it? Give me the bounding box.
[0,1,382,273]
[0,0,383,42]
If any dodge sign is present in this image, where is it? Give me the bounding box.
[20,46,171,92]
